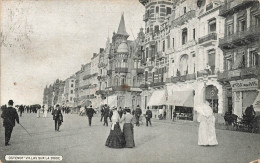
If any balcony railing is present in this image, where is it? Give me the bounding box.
[219,25,260,48]
[198,33,217,44]
[197,69,217,78]
[171,10,196,27]
[136,68,144,74]
[219,0,255,16]
[115,67,128,73]
[168,74,196,83]
[98,62,107,68]
[112,84,131,91]
[219,66,260,81]
[150,82,165,87]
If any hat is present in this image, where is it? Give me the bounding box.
[8,100,14,105]
[125,108,131,112]
[112,106,117,110]
[136,105,140,108]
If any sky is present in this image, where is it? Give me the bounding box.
[1,0,145,105]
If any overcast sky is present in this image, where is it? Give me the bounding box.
[1,0,144,105]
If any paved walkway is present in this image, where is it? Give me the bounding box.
[0,113,259,163]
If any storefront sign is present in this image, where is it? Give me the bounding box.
[230,79,258,91]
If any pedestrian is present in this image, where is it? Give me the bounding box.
[100,105,104,122]
[105,106,125,148]
[36,105,41,118]
[197,101,218,146]
[52,104,63,132]
[135,105,142,127]
[103,104,109,126]
[43,105,48,118]
[120,108,135,148]
[86,105,96,126]
[109,109,113,122]
[18,105,24,117]
[118,107,123,118]
[1,100,19,146]
[145,107,152,126]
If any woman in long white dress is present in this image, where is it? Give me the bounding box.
[197,101,218,146]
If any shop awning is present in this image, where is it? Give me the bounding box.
[147,90,166,106]
[253,91,260,111]
[166,91,194,107]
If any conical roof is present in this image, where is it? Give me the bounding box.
[117,14,129,36]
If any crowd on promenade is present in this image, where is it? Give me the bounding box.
[1,99,221,149]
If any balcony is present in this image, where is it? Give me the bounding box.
[219,25,260,49]
[140,84,149,89]
[198,33,217,46]
[219,0,256,16]
[150,82,165,87]
[98,62,107,68]
[171,10,196,27]
[219,66,260,81]
[95,90,107,95]
[168,74,196,83]
[197,69,217,78]
[112,84,131,91]
[115,67,128,73]
[136,68,144,74]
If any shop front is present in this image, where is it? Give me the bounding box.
[147,89,167,119]
[166,90,194,121]
[230,78,259,118]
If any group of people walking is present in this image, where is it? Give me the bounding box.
[105,107,135,148]
[1,98,219,148]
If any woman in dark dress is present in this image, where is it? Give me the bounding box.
[105,107,125,148]
[120,108,135,148]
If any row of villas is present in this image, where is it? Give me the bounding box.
[43,0,260,123]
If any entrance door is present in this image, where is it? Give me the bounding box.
[228,97,232,113]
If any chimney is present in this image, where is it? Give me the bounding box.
[100,48,104,53]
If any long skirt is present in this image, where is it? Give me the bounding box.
[198,116,218,146]
[123,123,135,148]
[105,123,125,148]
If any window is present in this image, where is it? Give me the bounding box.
[226,57,232,70]
[166,7,171,15]
[71,84,73,87]
[182,28,188,45]
[184,7,186,14]
[156,6,159,13]
[121,78,125,85]
[147,27,149,33]
[238,19,246,32]
[154,25,159,33]
[71,90,73,94]
[249,50,258,67]
[163,40,165,52]
[146,47,149,59]
[145,71,148,81]
[167,36,170,49]
[209,18,216,33]
[227,23,233,36]
[208,50,216,74]
[193,28,196,40]
[252,15,260,26]
[172,38,174,48]
[70,97,72,101]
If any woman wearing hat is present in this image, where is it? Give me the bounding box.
[120,108,135,148]
[105,106,125,148]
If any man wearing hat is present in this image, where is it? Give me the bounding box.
[86,105,96,126]
[135,105,142,127]
[52,104,63,131]
[1,100,19,146]
[103,104,110,126]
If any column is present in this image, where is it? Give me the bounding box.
[246,7,251,28]
[234,13,237,33]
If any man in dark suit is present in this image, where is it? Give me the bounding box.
[86,105,96,126]
[103,104,109,126]
[18,105,24,117]
[145,106,152,126]
[1,100,19,146]
[52,104,63,132]
[100,106,104,122]
[135,105,142,127]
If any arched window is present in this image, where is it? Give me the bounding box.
[179,54,189,75]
